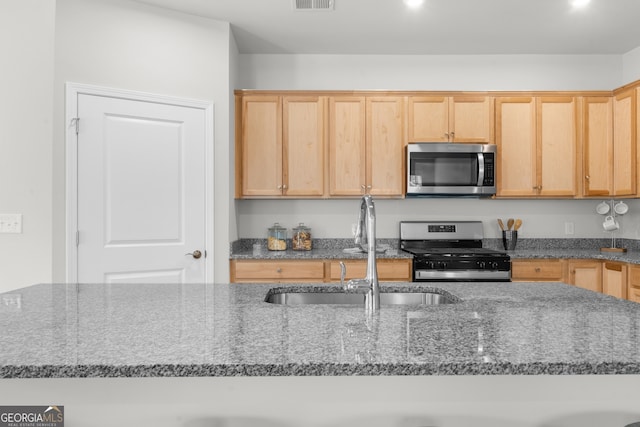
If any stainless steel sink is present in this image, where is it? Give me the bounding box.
[265,291,457,305]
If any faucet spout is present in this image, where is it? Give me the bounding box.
[346,195,380,311]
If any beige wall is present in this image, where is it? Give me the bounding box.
[0,1,55,293]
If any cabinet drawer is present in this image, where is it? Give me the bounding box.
[232,260,324,282]
[329,259,412,282]
[511,259,564,281]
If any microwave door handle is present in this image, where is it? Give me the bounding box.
[477,153,485,185]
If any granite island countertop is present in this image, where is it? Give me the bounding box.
[2,281,640,378]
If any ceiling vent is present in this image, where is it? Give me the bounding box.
[293,0,335,11]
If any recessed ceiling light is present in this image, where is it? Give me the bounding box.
[570,0,590,8]
[403,0,424,9]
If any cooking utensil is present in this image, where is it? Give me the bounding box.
[507,218,514,231]
[514,219,522,231]
[497,219,505,231]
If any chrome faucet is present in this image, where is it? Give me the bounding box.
[342,195,380,312]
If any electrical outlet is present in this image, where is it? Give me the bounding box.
[0,214,22,233]
[565,222,574,235]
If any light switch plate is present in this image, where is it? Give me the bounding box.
[0,214,22,233]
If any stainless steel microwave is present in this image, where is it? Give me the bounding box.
[406,143,497,197]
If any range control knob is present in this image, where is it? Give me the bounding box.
[477,261,486,269]
[438,261,447,270]
[490,262,499,270]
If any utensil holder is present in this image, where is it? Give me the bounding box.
[502,230,517,251]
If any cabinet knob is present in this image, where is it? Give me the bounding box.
[585,175,590,180]
[535,267,541,273]
[276,268,282,273]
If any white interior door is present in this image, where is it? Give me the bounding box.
[72,90,210,284]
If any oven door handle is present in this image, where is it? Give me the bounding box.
[477,153,485,186]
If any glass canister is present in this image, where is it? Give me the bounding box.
[267,223,287,251]
[292,223,312,251]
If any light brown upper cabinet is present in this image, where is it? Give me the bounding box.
[237,95,326,198]
[496,96,578,197]
[612,88,637,196]
[408,96,493,143]
[329,96,405,197]
[582,97,613,196]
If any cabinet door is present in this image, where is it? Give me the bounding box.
[329,97,366,196]
[450,96,494,143]
[583,97,613,196]
[407,96,449,142]
[602,262,627,299]
[613,89,637,196]
[496,97,537,196]
[241,96,282,196]
[366,97,405,197]
[283,96,326,197]
[538,97,578,197]
[566,260,602,293]
[627,265,640,303]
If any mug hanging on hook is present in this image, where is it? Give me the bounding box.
[596,201,610,215]
[614,201,629,215]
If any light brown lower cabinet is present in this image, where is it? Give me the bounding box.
[230,260,325,283]
[511,259,564,281]
[230,259,412,283]
[514,258,640,303]
[566,259,603,293]
[602,262,627,299]
[327,259,412,282]
[628,265,640,303]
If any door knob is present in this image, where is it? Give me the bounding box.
[186,250,202,259]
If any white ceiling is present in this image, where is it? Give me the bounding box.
[133,0,640,55]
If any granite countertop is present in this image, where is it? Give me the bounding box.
[2,281,640,378]
[230,238,640,264]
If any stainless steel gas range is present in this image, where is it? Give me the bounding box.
[399,221,511,282]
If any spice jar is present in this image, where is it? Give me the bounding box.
[292,223,312,251]
[267,223,287,251]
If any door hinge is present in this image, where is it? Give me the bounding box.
[76,230,79,247]
[70,118,80,135]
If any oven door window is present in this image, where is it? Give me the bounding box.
[410,153,479,186]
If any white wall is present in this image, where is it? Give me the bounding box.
[53,0,234,283]
[0,1,55,293]
[238,54,622,91]
[237,198,640,240]
[623,46,640,85]
[235,53,640,241]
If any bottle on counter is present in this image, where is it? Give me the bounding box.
[292,223,312,251]
[267,222,287,251]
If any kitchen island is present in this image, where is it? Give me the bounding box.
[1,282,640,426]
